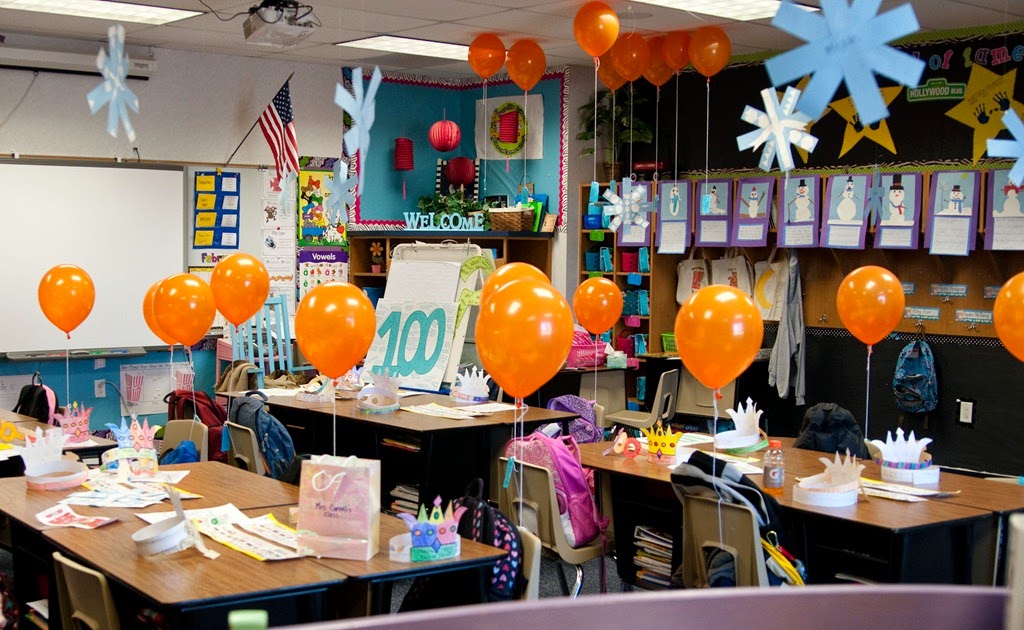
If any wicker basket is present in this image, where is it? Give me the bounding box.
[489,208,535,232]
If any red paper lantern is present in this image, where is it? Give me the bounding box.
[497,110,519,143]
[445,157,476,188]
[394,137,414,199]
[428,120,461,152]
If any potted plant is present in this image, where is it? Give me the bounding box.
[416,193,493,230]
[369,241,384,273]
[576,87,653,181]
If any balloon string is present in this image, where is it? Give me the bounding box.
[64,341,70,415]
[482,79,487,196]
[611,89,617,176]
[711,386,724,550]
[628,82,634,179]
[523,90,529,185]
[515,396,526,526]
[864,345,873,439]
[654,86,660,182]
[332,397,337,457]
[704,78,710,192]
[593,57,599,184]
[673,72,679,180]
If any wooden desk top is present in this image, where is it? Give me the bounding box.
[0,408,38,424]
[1,419,117,453]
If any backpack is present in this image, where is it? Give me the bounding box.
[893,339,939,419]
[12,372,58,425]
[504,432,606,548]
[164,390,227,463]
[546,395,602,444]
[158,440,199,464]
[227,391,295,480]
[793,402,870,459]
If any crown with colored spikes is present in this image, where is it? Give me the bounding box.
[396,496,467,562]
[642,421,682,464]
[18,427,68,467]
[357,370,401,413]
[54,402,92,443]
[129,417,158,452]
[868,428,931,465]
[106,417,132,448]
[450,367,491,405]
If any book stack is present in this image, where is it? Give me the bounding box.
[634,525,673,589]
[388,483,420,516]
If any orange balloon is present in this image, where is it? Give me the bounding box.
[662,30,691,71]
[689,26,731,78]
[294,282,375,378]
[609,34,650,83]
[475,279,574,399]
[643,36,673,87]
[38,264,95,335]
[675,286,763,390]
[154,274,216,347]
[506,40,546,91]
[573,1,620,58]
[142,280,176,346]
[835,266,905,347]
[480,262,550,308]
[597,53,626,90]
[573,277,623,335]
[210,253,271,328]
[995,272,1024,363]
[468,33,505,80]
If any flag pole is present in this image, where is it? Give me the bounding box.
[224,72,295,166]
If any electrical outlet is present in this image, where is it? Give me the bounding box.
[94,358,105,369]
[957,398,974,426]
[94,379,105,398]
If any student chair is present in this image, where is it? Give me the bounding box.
[1007,513,1024,630]
[224,421,266,476]
[230,295,313,389]
[160,419,208,462]
[53,551,120,630]
[602,369,679,430]
[518,526,542,601]
[498,457,606,599]
[679,494,769,588]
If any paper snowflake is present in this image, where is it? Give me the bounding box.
[988,109,1024,186]
[765,0,925,126]
[602,181,651,233]
[737,86,818,173]
[334,66,382,195]
[86,24,139,142]
[865,165,886,224]
[325,159,358,224]
[277,171,297,214]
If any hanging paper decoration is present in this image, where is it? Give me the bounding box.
[428,119,461,152]
[445,157,476,188]
[602,181,650,233]
[86,24,139,142]
[393,137,414,199]
[325,159,357,225]
[277,171,297,215]
[497,110,519,173]
[864,165,886,226]
[988,110,1024,186]
[736,86,819,173]
[335,66,383,195]
[765,0,924,126]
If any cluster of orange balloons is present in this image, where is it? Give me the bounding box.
[589,26,731,92]
[468,33,545,92]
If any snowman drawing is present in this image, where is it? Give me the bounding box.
[882,174,907,225]
[834,176,858,222]
[998,185,1022,217]
[740,188,764,218]
[669,185,681,216]
[707,185,726,215]
[938,182,967,215]
[787,179,813,222]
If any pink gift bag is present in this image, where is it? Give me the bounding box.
[296,455,380,560]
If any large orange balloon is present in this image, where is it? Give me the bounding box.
[480,262,550,308]
[506,40,546,91]
[836,266,905,347]
[573,277,623,335]
[476,279,574,399]
[142,280,176,346]
[675,286,763,390]
[689,26,731,78]
[610,34,650,83]
[154,274,216,347]
[468,33,505,80]
[662,30,691,71]
[573,1,619,58]
[38,264,95,336]
[598,53,626,90]
[643,36,673,87]
[995,272,1024,363]
[210,253,270,328]
[294,282,375,378]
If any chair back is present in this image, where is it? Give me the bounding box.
[517,526,542,601]
[1007,513,1024,630]
[160,419,208,462]
[680,494,768,588]
[230,295,293,388]
[652,369,679,425]
[53,551,120,630]
[498,457,567,556]
[224,420,266,475]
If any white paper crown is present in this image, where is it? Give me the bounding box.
[357,370,401,413]
[715,397,764,450]
[18,427,69,467]
[793,450,865,507]
[868,428,931,465]
[450,367,490,405]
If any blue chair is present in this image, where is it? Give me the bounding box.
[230,295,313,388]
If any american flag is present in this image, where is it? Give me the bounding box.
[258,81,299,184]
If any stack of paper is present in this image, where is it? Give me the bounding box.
[389,483,420,515]
[634,525,673,589]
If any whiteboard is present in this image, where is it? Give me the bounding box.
[0,162,186,353]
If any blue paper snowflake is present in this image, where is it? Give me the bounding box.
[86,24,139,142]
[736,86,818,173]
[334,66,383,195]
[602,181,651,233]
[765,0,925,126]
[865,165,886,225]
[988,109,1024,186]
[277,171,297,214]
[325,159,358,225]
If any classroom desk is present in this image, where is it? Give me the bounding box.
[0,416,116,474]
[577,441,995,586]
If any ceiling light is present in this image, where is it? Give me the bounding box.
[630,0,815,22]
[336,36,468,61]
[0,0,200,25]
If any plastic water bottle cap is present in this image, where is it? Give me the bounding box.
[768,439,782,449]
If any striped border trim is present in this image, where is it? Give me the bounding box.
[807,326,1005,348]
[557,66,569,232]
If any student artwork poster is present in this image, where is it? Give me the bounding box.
[820,174,870,249]
[657,180,690,254]
[778,175,819,248]
[731,176,774,247]
[926,170,980,256]
[985,169,1024,251]
[694,179,732,247]
[874,172,922,250]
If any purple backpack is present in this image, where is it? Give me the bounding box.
[505,432,607,548]
[546,395,602,444]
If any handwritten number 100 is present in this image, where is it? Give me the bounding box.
[376,308,445,376]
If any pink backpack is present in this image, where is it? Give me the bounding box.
[504,432,607,548]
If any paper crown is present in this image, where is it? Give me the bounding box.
[642,421,682,464]
[296,375,335,403]
[396,497,467,562]
[716,397,766,451]
[106,417,132,448]
[357,370,400,413]
[18,427,68,467]
[55,402,92,443]
[450,367,490,405]
[867,428,939,485]
[867,428,931,465]
[793,450,864,507]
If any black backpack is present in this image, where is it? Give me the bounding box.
[793,402,870,459]
[12,372,58,425]
[227,391,295,480]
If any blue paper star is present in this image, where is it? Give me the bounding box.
[325,159,358,225]
[334,66,382,195]
[736,86,819,173]
[86,24,139,142]
[765,0,925,126]
[988,110,1024,186]
[277,171,297,214]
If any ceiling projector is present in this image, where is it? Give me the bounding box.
[243,0,318,48]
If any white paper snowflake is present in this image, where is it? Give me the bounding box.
[736,86,818,173]
[602,181,650,233]
[86,24,139,142]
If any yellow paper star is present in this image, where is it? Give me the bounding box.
[945,65,1024,164]
[830,86,902,158]
[779,76,826,164]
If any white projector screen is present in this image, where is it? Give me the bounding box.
[0,162,186,353]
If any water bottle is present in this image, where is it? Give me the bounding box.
[762,439,785,496]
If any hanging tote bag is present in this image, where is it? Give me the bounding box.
[677,248,709,305]
[753,246,788,321]
[711,248,754,297]
[296,454,381,560]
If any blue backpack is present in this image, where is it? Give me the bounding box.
[893,339,938,416]
[227,391,295,479]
